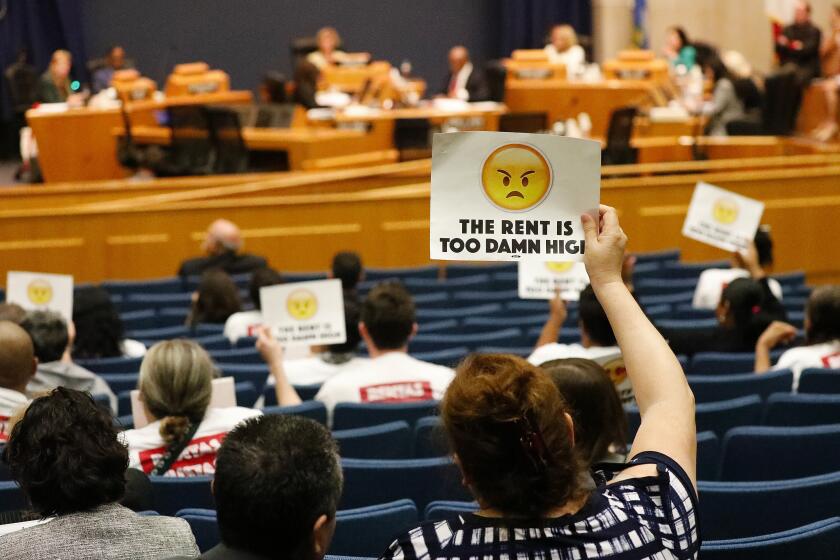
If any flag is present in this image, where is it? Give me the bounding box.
[632,0,648,48]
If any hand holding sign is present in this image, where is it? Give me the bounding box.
[260,279,346,347]
[430,132,600,262]
[682,182,764,253]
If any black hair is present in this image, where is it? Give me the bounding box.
[249,268,284,311]
[332,251,363,291]
[329,298,362,354]
[578,285,616,347]
[214,415,342,559]
[720,277,778,347]
[72,286,125,359]
[2,387,128,517]
[20,310,68,363]
[670,26,691,50]
[261,71,288,103]
[189,269,242,327]
[806,286,840,345]
[704,55,732,84]
[754,228,774,268]
[361,281,415,350]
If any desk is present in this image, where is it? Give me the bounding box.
[505,80,660,137]
[27,91,252,183]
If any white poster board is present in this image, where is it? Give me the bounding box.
[518,261,589,300]
[260,279,346,347]
[682,182,764,253]
[430,132,600,262]
[130,376,236,429]
[5,271,74,321]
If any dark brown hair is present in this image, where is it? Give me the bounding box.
[442,354,586,517]
[540,358,628,465]
[806,286,840,345]
[189,268,242,326]
[361,281,415,350]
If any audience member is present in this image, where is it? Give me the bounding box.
[187,268,243,327]
[178,219,268,278]
[37,49,81,104]
[92,45,129,93]
[293,60,323,109]
[755,285,840,387]
[223,267,283,343]
[306,26,369,69]
[663,277,786,356]
[20,310,116,408]
[544,24,586,76]
[122,340,261,476]
[0,387,198,559]
[382,206,698,559]
[529,286,633,404]
[259,71,288,103]
[72,286,146,359]
[776,0,823,86]
[265,298,368,387]
[693,229,783,309]
[814,3,840,142]
[663,26,696,70]
[331,250,364,299]
[0,322,36,441]
[315,282,454,418]
[703,55,748,136]
[540,358,628,465]
[440,45,489,102]
[166,415,341,560]
[0,303,26,324]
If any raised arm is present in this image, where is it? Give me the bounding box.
[256,327,302,407]
[581,206,697,488]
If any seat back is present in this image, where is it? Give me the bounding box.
[176,508,219,552]
[626,396,762,440]
[690,353,759,375]
[332,401,440,431]
[424,500,478,522]
[331,500,418,556]
[700,517,840,560]
[333,421,412,459]
[150,476,214,516]
[165,105,215,175]
[687,370,793,403]
[263,401,328,425]
[0,481,26,513]
[798,369,840,394]
[696,431,720,482]
[76,355,143,374]
[763,393,840,426]
[720,424,840,481]
[413,416,447,458]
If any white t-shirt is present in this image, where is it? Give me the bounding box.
[692,268,783,310]
[0,388,29,442]
[122,406,261,477]
[121,338,147,358]
[269,355,371,387]
[774,340,840,391]
[315,352,454,419]
[544,44,586,75]
[528,343,635,404]
[223,310,264,344]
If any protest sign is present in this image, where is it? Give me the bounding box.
[6,271,74,321]
[682,182,764,252]
[518,260,589,300]
[260,279,346,347]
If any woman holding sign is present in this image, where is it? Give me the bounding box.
[380,207,699,560]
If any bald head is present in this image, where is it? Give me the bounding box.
[0,321,37,393]
[449,45,470,74]
[204,219,242,256]
[794,0,811,23]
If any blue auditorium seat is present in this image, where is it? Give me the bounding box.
[798,368,840,394]
[208,347,263,364]
[102,277,183,297]
[332,500,419,557]
[409,328,526,353]
[234,382,258,407]
[633,277,699,297]
[451,289,519,303]
[124,292,194,311]
[418,319,459,333]
[333,421,412,459]
[176,508,219,552]
[155,307,192,327]
[696,430,720,481]
[424,500,478,521]
[101,373,139,394]
[700,517,840,560]
[413,416,446,458]
[76,355,143,374]
[626,396,762,439]
[415,303,502,321]
[184,272,252,292]
[262,382,321,406]
[659,260,730,279]
[411,347,468,367]
[366,264,439,280]
[487,271,518,290]
[332,401,440,431]
[634,248,680,264]
[763,393,840,426]
[0,481,26,512]
[411,292,451,308]
[193,323,226,335]
[126,325,191,342]
[282,272,328,283]
[402,274,489,293]
[699,471,840,540]
[216,363,269,394]
[687,370,793,403]
[119,309,158,331]
[151,476,214,516]
[192,334,233,351]
[719,424,840,481]
[464,315,550,329]
[637,291,695,308]
[689,352,759,375]
[340,457,470,510]
[655,318,719,330]
[771,271,806,288]
[263,401,328,425]
[115,414,134,430]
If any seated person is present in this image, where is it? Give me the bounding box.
[662,277,786,357]
[164,415,341,559]
[703,55,748,136]
[529,286,633,404]
[261,298,368,387]
[693,229,783,309]
[776,0,822,86]
[122,340,262,477]
[814,4,840,142]
[544,24,586,76]
[224,267,283,344]
[186,268,242,328]
[331,250,364,300]
[663,26,697,70]
[0,387,198,558]
[178,219,268,279]
[72,286,146,359]
[382,206,698,559]
[314,282,454,418]
[293,60,323,110]
[37,49,83,105]
[755,285,840,388]
[440,45,489,102]
[20,311,116,410]
[92,45,130,93]
[540,357,628,465]
[0,321,36,441]
[306,26,370,69]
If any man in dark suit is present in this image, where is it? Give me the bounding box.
[440,45,489,102]
[776,0,823,85]
[178,219,267,278]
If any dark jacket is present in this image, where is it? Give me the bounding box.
[37,71,69,103]
[776,22,822,83]
[440,66,490,102]
[178,251,268,279]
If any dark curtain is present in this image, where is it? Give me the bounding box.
[499,0,592,55]
[0,0,87,124]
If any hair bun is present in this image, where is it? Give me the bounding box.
[159,415,192,445]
